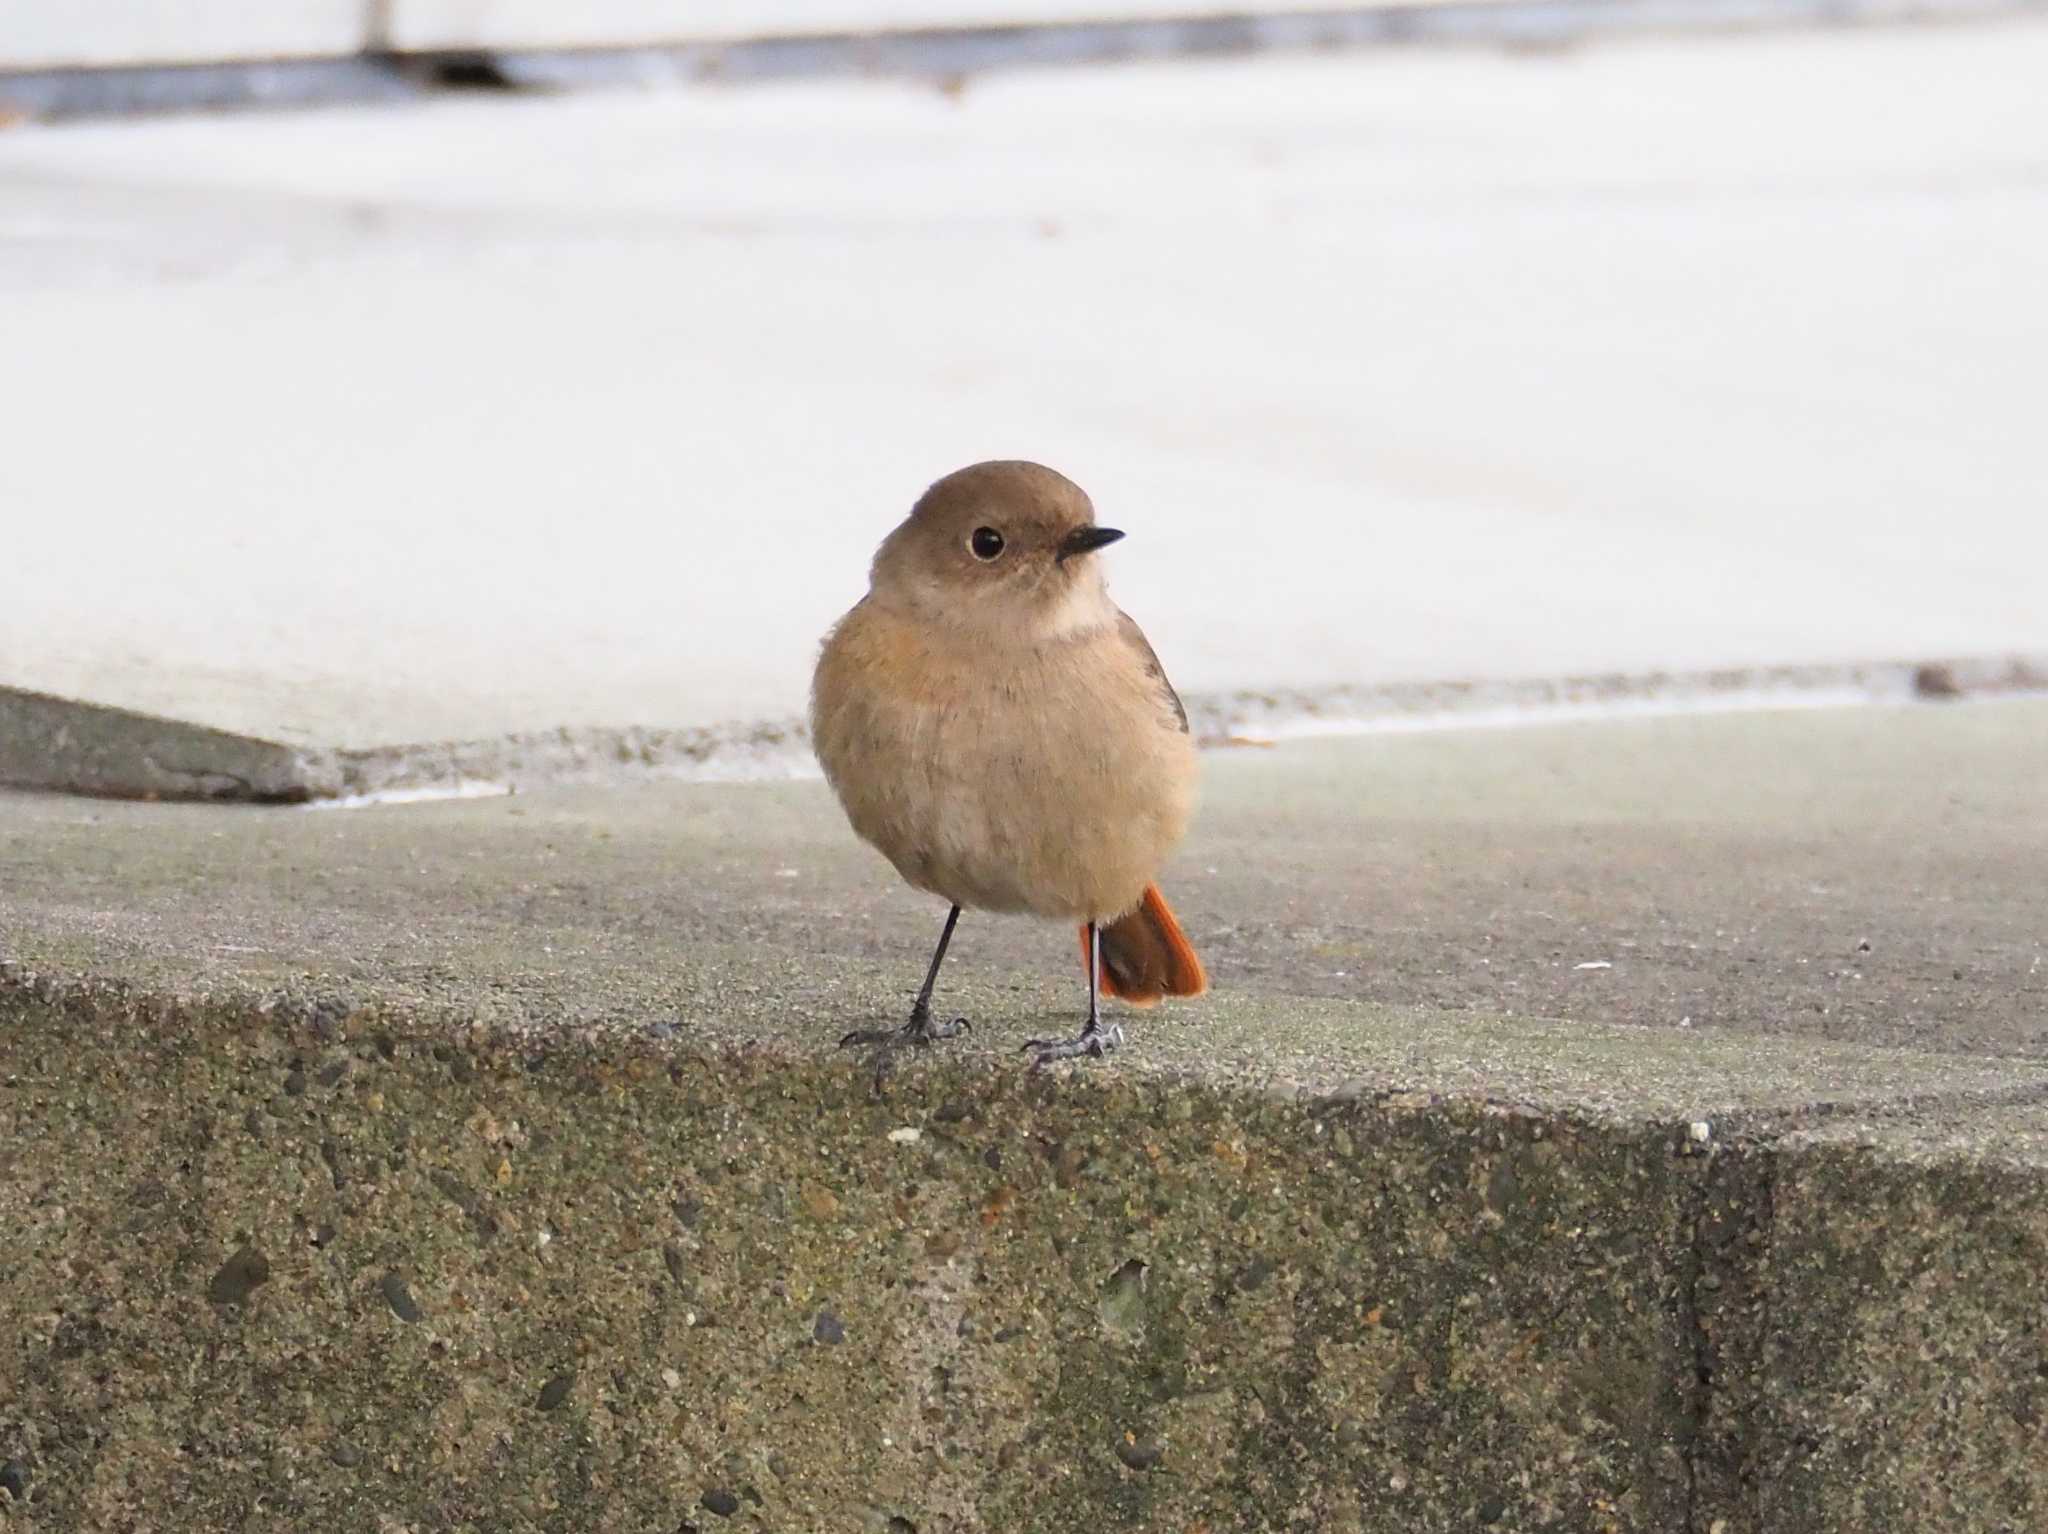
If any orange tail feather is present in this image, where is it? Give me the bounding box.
[1080,884,1208,1008]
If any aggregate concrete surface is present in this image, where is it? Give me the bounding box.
[3,703,2045,1530]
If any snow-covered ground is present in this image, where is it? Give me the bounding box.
[3,19,2045,750]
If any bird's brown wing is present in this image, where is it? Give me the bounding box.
[1116,609,1188,734]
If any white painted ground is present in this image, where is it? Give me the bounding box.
[3,20,2045,749]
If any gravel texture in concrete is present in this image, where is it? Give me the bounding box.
[3,704,2045,1530]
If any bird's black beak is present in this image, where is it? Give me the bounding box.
[1056,525,1126,564]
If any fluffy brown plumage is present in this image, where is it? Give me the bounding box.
[812,460,1206,1062]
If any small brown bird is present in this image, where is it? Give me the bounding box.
[812,460,1207,1066]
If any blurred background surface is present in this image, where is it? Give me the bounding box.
[3,3,2044,762]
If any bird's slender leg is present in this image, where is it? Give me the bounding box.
[839,904,972,1048]
[1022,919,1124,1068]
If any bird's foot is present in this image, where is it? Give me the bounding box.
[1021,1019,1123,1070]
[838,1002,970,1051]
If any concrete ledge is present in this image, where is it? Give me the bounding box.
[3,708,2044,1526]
[4,970,2045,1530]
[1729,1112,2048,1529]
[0,685,818,805]
[0,687,328,805]
[0,978,1710,1530]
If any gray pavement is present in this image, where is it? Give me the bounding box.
[4,702,2047,1529]
[5,696,2041,1063]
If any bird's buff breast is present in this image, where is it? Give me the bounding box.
[811,608,1197,921]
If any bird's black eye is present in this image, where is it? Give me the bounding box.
[969,527,1005,561]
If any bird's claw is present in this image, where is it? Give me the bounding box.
[838,1012,971,1050]
[1022,1021,1124,1069]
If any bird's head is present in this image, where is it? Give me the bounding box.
[869,460,1124,638]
